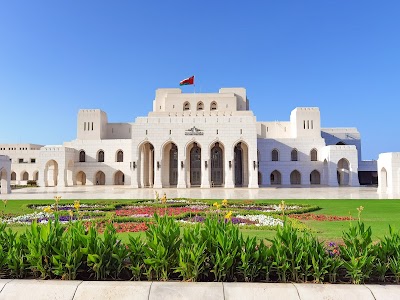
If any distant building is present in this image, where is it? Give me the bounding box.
[0,88,378,190]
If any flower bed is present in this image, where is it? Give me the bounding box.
[115,205,208,217]
[290,213,353,221]
[95,221,149,233]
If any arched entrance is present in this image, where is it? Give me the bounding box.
[380,167,387,193]
[190,143,201,186]
[44,160,58,187]
[161,142,178,187]
[114,171,124,185]
[76,171,86,185]
[290,170,301,185]
[211,142,223,187]
[270,170,282,185]
[139,142,155,187]
[21,171,29,181]
[337,158,350,186]
[95,171,105,185]
[234,142,249,187]
[11,172,16,181]
[33,171,39,181]
[310,170,321,184]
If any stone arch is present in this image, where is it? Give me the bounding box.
[116,150,124,162]
[79,150,86,162]
[197,101,204,111]
[290,170,301,185]
[114,170,125,185]
[138,141,155,187]
[162,141,178,187]
[272,149,279,161]
[337,158,350,186]
[270,170,282,185]
[310,148,318,161]
[44,160,59,187]
[291,148,298,161]
[11,171,16,181]
[33,170,39,181]
[380,167,388,193]
[76,171,86,186]
[94,171,106,185]
[210,101,217,111]
[183,101,190,111]
[310,170,321,184]
[97,149,105,162]
[210,141,224,187]
[21,171,29,181]
[233,140,249,187]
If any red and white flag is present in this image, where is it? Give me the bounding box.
[179,76,195,86]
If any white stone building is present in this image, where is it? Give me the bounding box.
[0,87,377,189]
[377,153,400,194]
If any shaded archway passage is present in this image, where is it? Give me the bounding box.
[190,143,201,186]
[162,142,178,187]
[139,142,155,188]
[95,171,105,185]
[76,171,86,185]
[211,142,223,187]
[234,142,249,187]
[337,158,350,186]
[44,160,58,187]
[310,170,321,184]
[21,171,29,181]
[270,170,282,185]
[290,170,301,185]
[114,171,125,185]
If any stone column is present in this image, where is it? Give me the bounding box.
[131,159,139,188]
[248,155,259,188]
[153,149,162,189]
[177,153,186,188]
[224,153,234,188]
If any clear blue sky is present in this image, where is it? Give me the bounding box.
[0,1,399,160]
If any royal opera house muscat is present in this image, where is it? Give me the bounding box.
[1,87,399,195]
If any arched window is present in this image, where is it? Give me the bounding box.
[197,101,204,111]
[210,101,217,111]
[310,149,318,161]
[291,149,298,161]
[79,150,86,162]
[116,150,123,162]
[183,102,190,111]
[272,149,279,161]
[11,172,16,180]
[97,150,104,162]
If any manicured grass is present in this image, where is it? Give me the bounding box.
[2,198,400,242]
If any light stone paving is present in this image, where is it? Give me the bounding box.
[0,281,399,300]
[4,185,400,200]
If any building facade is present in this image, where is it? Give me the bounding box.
[0,88,378,190]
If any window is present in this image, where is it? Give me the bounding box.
[79,150,86,162]
[116,150,123,162]
[18,158,24,163]
[197,101,204,111]
[310,149,318,161]
[272,149,279,161]
[31,158,36,163]
[97,150,104,162]
[291,149,298,161]
[210,102,217,110]
[84,122,86,131]
[183,102,190,111]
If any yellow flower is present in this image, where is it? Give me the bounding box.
[2,199,8,207]
[74,200,81,211]
[54,196,61,203]
[155,191,159,201]
[43,206,53,213]
[213,202,218,207]
[279,200,286,215]
[357,206,364,213]
[222,199,228,207]
[224,211,233,220]
[68,210,74,217]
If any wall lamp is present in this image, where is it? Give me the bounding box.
[253,161,256,170]
[229,161,232,169]
[133,161,136,169]
[157,161,160,169]
[181,161,184,169]
[205,161,208,169]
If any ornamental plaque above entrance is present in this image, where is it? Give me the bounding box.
[185,126,204,136]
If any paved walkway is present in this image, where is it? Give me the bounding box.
[4,185,400,200]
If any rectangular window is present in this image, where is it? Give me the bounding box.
[18,158,24,163]
[307,120,310,129]
[303,120,306,129]
[311,120,314,129]
[31,158,36,163]
[92,122,94,130]
[84,122,86,131]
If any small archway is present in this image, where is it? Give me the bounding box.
[310,149,318,161]
[33,171,39,181]
[337,158,350,186]
[183,101,190,111]
[272,149,279,161]
[114,171,125,185]
[234,142,249,187]
[162,142,178,187]
[189,142,201,186]
[290,170,301,185]
[11,171,16,181]
[97,150,105,162]
[270,170,282,185]
[21,171,29,181]
[116,150,124,162]
[79,150,86,162]
[310,170,321,184]
[211,142,224,187]
[210,101,217,111]
[197,101,204,111]
[76,171,86,186]
[44,160,59,187]
[380,167,388,193]
[94,171,105,185]
[291,149,298,161]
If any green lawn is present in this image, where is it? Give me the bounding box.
[2,198,400,242]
